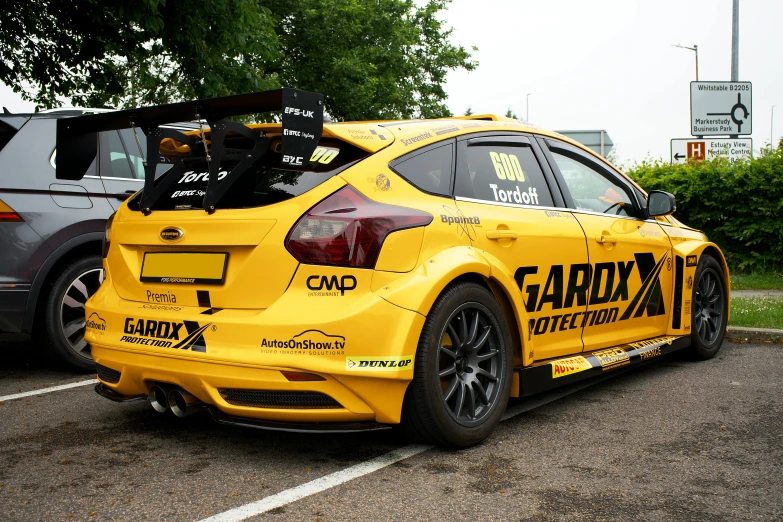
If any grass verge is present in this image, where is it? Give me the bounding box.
[729,297,783,329]
[730,273,783,291]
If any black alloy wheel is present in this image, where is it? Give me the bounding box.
[438,305,503,427]
[694,269,723,345]
[689,255,728,360]
[402,282,512,447]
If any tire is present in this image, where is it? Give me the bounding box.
[401,282,513,447]
[37,255,103,372]
[688,255,728,360]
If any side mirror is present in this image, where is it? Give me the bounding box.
[647,190,677,217]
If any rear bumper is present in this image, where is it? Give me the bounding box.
[0,288,29,332]
[86,284,426,424]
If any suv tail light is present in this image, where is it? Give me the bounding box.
[286,185,432,268]
[0,199,23,222]
[103,212,115,258]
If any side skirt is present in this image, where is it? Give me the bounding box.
[518,335,691,397]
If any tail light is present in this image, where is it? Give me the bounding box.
[103,212,115,258]
[286,185,432,268]
[0,199,23,222]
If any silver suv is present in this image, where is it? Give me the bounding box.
[0,108,192,370]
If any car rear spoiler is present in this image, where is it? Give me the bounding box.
[55,88,323,214]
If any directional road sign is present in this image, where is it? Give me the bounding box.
[691,81,752,136]
[670,138,752,164]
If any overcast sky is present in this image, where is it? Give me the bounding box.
[442,0,782,166]
[1,0,780,167]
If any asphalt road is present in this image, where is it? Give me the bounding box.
[1,333,781,522]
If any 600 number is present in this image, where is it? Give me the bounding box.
[490,152,525,182]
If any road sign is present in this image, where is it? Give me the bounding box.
[690,81,752,136]
[670,138,752,164]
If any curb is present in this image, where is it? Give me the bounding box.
[726,326,783,340]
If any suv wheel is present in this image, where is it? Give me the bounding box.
[38,255,103,371]
[402,282,513,447]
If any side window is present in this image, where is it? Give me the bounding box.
[550,151,639,218]
[100,130,171,180]
[391,142,453,197]
[455,142,554,207]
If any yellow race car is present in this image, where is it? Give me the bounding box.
[57,89,730,447]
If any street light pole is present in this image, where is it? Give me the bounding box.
[772,105,777,149]
[673,44,699,80]
[526,93,532,122]
[731,0,739,81]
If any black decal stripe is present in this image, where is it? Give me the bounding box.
[620,253,667,321]
[197,290,211,308]
[519,335,690,396]
[173,323,211,349]
[673,256,684,329]
[200,308,223,315]
[0,187,109,198]
[634,256,667,318]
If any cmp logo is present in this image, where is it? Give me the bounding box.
[120,317,210,352]
[515,252,668,336]
[306,275,357,296]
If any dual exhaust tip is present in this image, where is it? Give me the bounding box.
[148,384,203,418]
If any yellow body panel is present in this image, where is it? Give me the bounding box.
[88,114,730,427]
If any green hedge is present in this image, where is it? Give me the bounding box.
[626,148,783,272]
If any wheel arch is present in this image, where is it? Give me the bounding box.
[670,241,731,328]
[378,246,531,370]
[23,233,103,332]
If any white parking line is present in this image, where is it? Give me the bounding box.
[199,374,619,522]
[199,444,432,522]
[0,379,98,402]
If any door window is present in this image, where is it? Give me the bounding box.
[100,130,173,180]
[455,141,553,207]
[549,151,639,218]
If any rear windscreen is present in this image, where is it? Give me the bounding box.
[128,136,368,211]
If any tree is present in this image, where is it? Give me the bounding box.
[604,148,621,168]
[0,0,280,108]
[504,107,518,119]
[1,0,476,120]
[464,107,473,116]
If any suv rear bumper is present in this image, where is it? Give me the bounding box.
[0,287,30,332]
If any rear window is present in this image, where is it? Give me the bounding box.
[390,142,454,197]
[0,120,18,153]
[129,137,368,211]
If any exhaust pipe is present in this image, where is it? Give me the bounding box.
[168,388,204,418]
[148,384,171,413]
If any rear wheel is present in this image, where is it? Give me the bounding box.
[689,255,728,360]
[38,255,103,371]
[401,282,512,447]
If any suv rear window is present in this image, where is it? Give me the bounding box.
[0,120,18,153]
[129,137,368,211]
